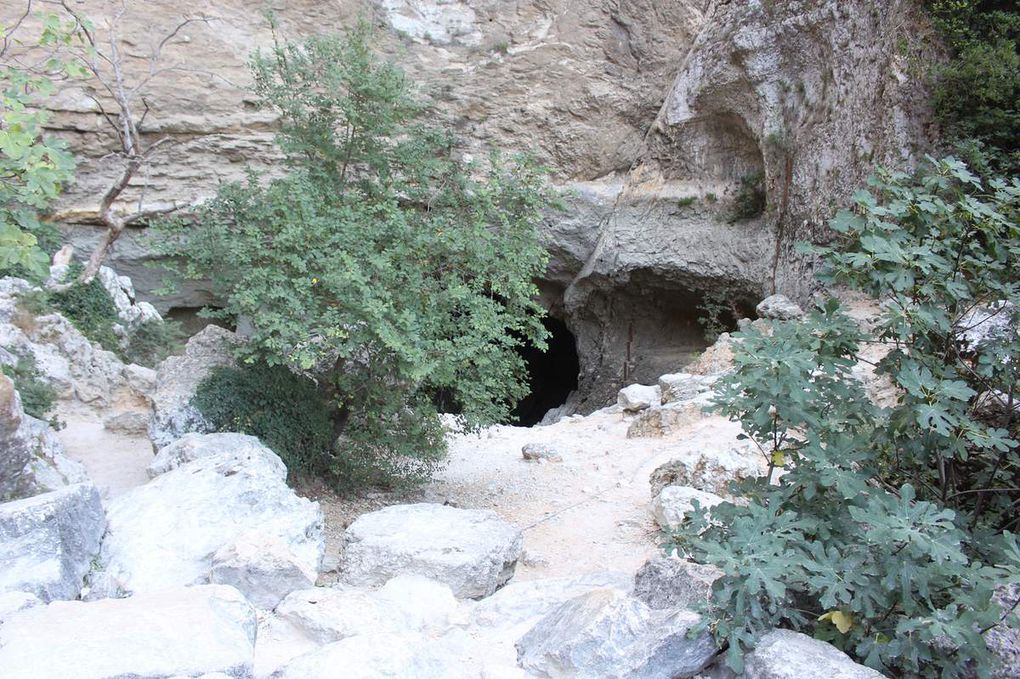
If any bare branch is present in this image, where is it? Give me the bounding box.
[1,1,34,59]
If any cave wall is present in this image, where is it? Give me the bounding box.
[4,0,936,411]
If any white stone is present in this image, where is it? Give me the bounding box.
[657,372,717,405]
[650,441,766,497]
[270,631,456,679]
[743,629,885,678]
[0,585,257,679]
[148,432,267,478]
[91,439,323,598]
[755,294,804,321]
[618,384,662,412]
[516,588,717,679]
[210,533,317,610]
[650,486,725,531]
[0,483,105,602]
[276,575,458,643]
[340,503,522,599]
[0,591,41,625]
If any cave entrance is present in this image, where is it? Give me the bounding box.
[513,316,580,426]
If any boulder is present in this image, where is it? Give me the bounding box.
[522,442,565,462]
[633,557,722,610]
[627,401,710,438]
[148,432,268,478]
[210,533,317,610]
[149,325,238,449]
[516,588,717,679]
[743,629,884,678]
[651,486,724,531]
[755,295,804,321]
[340,503,523,599]
[618,384,662,412]
[0,483,105,602]
[650,443,765,497]
[90,437,323,598]
[103,410,150,435]
[0,584,257,679]
[0,374,87,501]
[269,631,455,679]
[658,373,717,405]
[98,265,163,327]
[276,576,458,643]
[0,591,41,625]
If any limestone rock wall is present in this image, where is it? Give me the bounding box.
[5,0,935,410]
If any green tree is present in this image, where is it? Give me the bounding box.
[670,158,1020,677]
[155,27,553,488]
[1,10,85,279]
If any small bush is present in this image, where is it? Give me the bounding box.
[192,361,336,483]
[729,171,766,222]
[677,196,697,208]
[122,319,185,368]
[49,266,122,353]
[2,351,59,424]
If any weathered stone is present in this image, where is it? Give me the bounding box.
[340,503,522,599]
[0,483,105,602]
[149,325,238,449]
[103,410,150,435]
[618,384,662,412]
[634,557,721,611]
[650,486,724,531]
[956,301,1017,353]
[516,588,717,679]
[755,294,804,321]
[987,583,1020,679]
[90,437,322,598]
[743,629,884,679]
[522,442,565,463]
[277,576,458,643]
[650,442,765,497]
[210,533,317,610]
[627,401,708,439]
[658,373,717,405]
[148,431,267,478]
[0,585,257,679]
[0,591,41,625]
[269,631,455,679]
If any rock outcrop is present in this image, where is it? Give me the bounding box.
[89,434,323,599]
[0,484,105,602]
[0,585,257,679]
[742,629,885,679]
[340,503,523,599]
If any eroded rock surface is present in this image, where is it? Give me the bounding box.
[743,629,884,679]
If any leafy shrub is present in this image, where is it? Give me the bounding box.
[669,158,1020,677]
[696,290,739,343]
[192,362,335,482]
[122,319,184,368]
[677,196,697,208]
[49,266,122,353]
[729,171,766,222]
[926,1,1020,176]
[2,351,59,423]
[154,26,553,489]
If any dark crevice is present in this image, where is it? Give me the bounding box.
[513,316,580,426]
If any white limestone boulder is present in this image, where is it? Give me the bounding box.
[515,588,718,679]
[340,503,523,599]
[650,442,766,497]
[148,432,267,478]
[650,486,725,531]
[149,325,238,449]
[755,294,805,321]
[0,483,105,602]
[276,575,458,643]
[633,557,722,611]
[210,533,317,610]
[0,584,257,679]
[269,631,456,679]
[743,629,884,678]
[618,384,662,412]
[90,438,323,598]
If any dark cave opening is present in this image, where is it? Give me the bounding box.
[512,316,580,427]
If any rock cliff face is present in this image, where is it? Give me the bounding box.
[9,0,934,410]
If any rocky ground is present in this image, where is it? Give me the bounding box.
[0,274,1014,678]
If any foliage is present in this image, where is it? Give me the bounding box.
[728,171,766,222]
[2,350,58,423]
[926,1,1020,176]
[48,264,121,353]
[670,158,1020,677]
[154,26,553,489]
[697,290,738,343]
[1,11,87,279]
[121,318,184,368]
[192,362,336,482]
[677,196,696,208]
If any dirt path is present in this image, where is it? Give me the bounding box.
[56,413,153,499]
